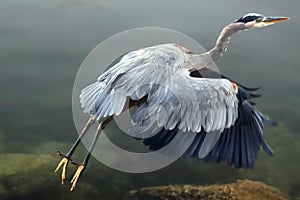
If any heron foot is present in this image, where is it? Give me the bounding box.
[70,165,85,191]
[55,151,72,185]
[54,156,69,185]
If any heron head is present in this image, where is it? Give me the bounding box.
[234,13,289,29]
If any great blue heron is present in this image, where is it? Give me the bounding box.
[55,13,289,191]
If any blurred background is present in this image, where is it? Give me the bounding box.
[0,0,299,199]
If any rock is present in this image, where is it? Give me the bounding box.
[128,179,287,200]
[0,153,57,199]
[0,153,110,200]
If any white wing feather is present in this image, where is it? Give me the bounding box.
[80,44,238,134]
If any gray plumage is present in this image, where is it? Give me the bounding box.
[80,43,238,132]
[79,13,288,162]
[55,13,289,191]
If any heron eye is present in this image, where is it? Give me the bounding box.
[256,18,263,22]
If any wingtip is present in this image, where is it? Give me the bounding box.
[264,116,278,126]
[250,93,262,98]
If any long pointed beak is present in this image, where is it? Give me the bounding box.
[262,16,290,24]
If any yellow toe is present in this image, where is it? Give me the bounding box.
[70,165,84,191]
[54,157,69,185]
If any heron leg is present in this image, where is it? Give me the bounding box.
[54,116,95,185]
[70,116,114,191]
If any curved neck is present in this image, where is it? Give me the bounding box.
[207,23,246,61]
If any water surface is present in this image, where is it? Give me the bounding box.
[0,0,299,199]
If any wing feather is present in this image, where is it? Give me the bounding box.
[80,43,238,134]
[78,43,276,164]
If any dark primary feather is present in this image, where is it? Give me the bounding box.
[142,83,277,168]
[80,43,276,168]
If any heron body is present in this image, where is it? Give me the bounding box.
[55,13,289,191]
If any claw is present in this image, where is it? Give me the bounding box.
[54,157,69,185]
[70,165,84,191]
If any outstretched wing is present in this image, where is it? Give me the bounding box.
[80,43,238,136]
[143,85,276,168]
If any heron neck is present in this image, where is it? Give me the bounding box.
[207,23,246,61]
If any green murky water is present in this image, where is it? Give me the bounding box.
[1,0,299,199]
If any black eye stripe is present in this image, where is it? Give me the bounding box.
[236,16,261,23]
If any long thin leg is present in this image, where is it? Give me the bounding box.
[70,115,114,191]
[54,116,95,184]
